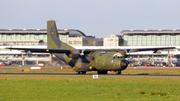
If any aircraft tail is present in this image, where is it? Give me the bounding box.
[47,20,74,49]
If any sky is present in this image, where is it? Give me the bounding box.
[1,0,180,37]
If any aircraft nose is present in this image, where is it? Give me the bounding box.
[120,60,128,70]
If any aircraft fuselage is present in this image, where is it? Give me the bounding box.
[55,51,128,72]
[89,51,128,71]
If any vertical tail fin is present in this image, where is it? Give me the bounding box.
[47,20,74,49]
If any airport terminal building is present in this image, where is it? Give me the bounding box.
[1,28,180,66]
[122,29,180,46]
[0,29,100,66]
[122,29,180,65]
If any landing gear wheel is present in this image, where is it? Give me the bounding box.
[116,70,121,74]
[104,71,108,74]
[98,71,107,74]
[82,71,86,74]
[76,71,86,74]
[76,71,81,74]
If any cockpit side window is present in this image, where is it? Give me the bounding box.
[117,56,122,58]
[113,55,116,59]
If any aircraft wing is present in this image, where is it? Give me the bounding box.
[82,47,175,53]
[5,47,71,54]
[6,46,175,54]
[126,47,175,53]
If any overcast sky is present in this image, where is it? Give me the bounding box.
[1,0,180,37]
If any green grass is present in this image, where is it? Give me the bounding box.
[0,76,180,101]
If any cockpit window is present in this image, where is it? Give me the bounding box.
[113,55,117,59]
[113,56,125,59]
[113,53,124,59]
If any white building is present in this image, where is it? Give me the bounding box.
[103,34,123,46]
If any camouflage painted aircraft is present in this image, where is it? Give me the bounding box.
[6,20,175,74]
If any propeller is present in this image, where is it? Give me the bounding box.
[70,49,80,59]
[68,49,88,59]
[74,57,82,68]
[73,50,91,71]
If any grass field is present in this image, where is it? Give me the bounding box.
[0,76,180,101]
[1,67,180,100]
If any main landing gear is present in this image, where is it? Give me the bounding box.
[76,71,86,74]
[116,70,121,74]
[97,70,121,74]
[97,71,107,74]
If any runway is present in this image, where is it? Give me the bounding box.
[0,73,180,78]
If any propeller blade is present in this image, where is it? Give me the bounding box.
[74,58,82,68]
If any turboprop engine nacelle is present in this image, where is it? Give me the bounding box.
[68,49,80,59]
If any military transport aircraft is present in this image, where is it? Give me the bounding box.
[6,20,175,74]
